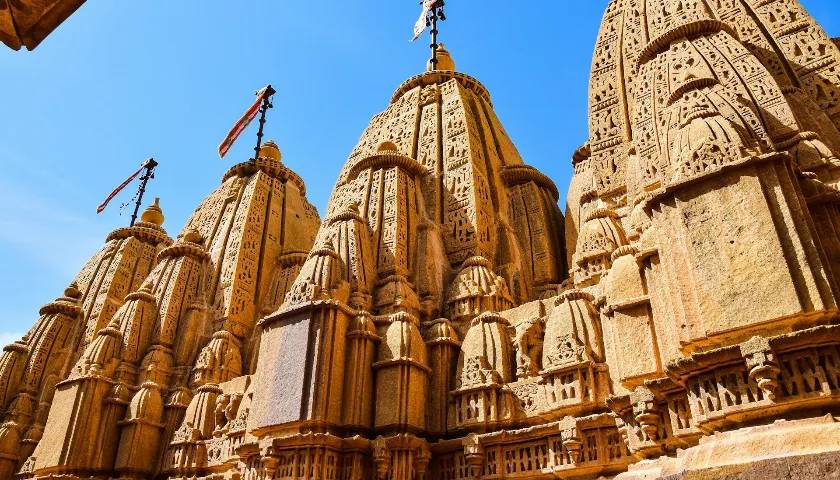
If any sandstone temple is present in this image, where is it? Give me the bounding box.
[3,0,840,479]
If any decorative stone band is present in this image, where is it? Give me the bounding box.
[391,70,492,106]
[277,250,309,268]
[2,341,28,355]
[610,244,638,262]
[558,289,595,305]
[325,208,366,226]
[37,296,82,318]
[346,309,378,335]
[469,311,510,328]
[106,222,172,246]
[263,297,356,323]
[800,173,840,205]
[641,152,792,210]
[430,414,631,479]
[601,293,650,317]
[346,151,427,182]
[307,246,341,261]
[500,165,560,201]
[667,77,719,106]
[462,255,492,269]
[663,324,840,431]
[222,158,307,195]
[371,357,432,375]
[571,143,591,168]
[637,19,736,67]
[776,130,824,151]
[375,310,420,326]
[124,286,156,305]
[578,188,599,206]
[165,386,193,410]
[423,318,461,346]
[452,377,505,396]
[374,273,415,289]
[583,207,619,223]
[157,240,209,262]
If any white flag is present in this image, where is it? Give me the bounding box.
[412,0,440,42]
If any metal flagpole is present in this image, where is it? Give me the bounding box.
[254,84,277,159]
[428,1,446,70]
[129,158,158,227]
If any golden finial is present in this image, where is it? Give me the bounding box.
[141,197,165,226]
[259,140,282,162]
[427,43,455,72]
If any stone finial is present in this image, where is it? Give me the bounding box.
[258,140,282,162]
[140,197,164,226]
[426,43,455,71]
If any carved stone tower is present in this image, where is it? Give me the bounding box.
[245,45,567,479]
[8,142,321,479]
[3,2,840,479]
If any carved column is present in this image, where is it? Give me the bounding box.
[373,312,429,434]
[424,318,460,436]
[342,310,379,431]
[114,346,173,478]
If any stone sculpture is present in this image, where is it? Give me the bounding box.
[3,1,840,478]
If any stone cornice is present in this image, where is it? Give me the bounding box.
[637,19,736,66]
[106,222,172,246]
[501,165,560,201]
[391,70,492,106]
[347,151,427,181]
[222,158,307,195]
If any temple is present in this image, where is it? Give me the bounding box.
[2,0,840,479]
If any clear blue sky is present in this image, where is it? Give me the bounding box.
[0,1,837,341]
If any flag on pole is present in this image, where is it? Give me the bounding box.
[96,163,147,214]
[412,0,441,41]
[218,85,273,159]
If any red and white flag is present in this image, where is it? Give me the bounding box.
[218,85,274,159]
[412,0,441,41]
[96,163,146,214]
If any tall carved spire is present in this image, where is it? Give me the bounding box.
[20,144,320,479]
[248,45,567,477]
[6,3,840,479]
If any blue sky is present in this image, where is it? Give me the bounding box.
[0,1,838,341]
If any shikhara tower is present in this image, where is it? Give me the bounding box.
[3,1,840,479]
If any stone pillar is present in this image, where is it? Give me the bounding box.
[374,312,429,435]
[342,310,379,431]
[424,318,460,436]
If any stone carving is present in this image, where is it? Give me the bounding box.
[512,315,544,378]
[5,4,840,479]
